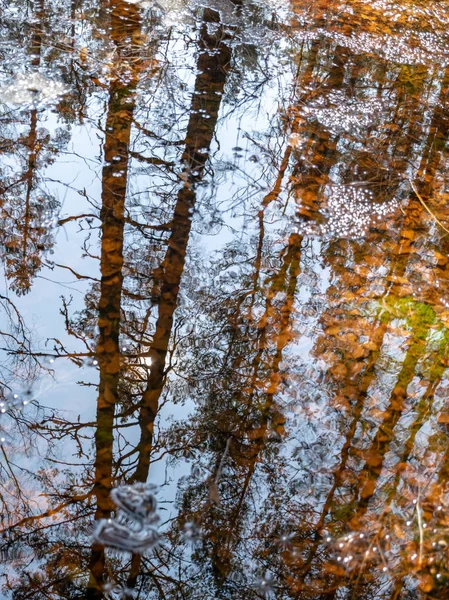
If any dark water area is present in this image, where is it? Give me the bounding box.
[2,0,449,597]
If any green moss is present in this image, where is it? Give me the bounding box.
[376,296,437,337]
[374,296,449,377]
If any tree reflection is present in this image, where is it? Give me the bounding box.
[3,0,449,598]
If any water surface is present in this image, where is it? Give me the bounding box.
[2,0,449,598]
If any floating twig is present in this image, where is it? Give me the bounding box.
[409,179,449,236]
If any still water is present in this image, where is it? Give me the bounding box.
[1,0,449,597]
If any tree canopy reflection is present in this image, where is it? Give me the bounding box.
[2,0,449,598]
